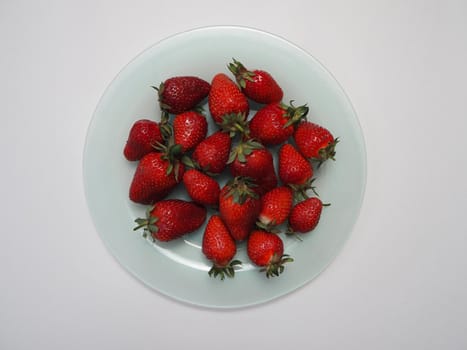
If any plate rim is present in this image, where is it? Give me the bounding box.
[82,25,367,309]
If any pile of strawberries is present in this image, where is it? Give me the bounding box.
[124,59,338,280]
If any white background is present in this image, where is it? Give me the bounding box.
[1,1,467,349]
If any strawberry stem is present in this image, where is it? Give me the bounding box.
[285,227,304,241]
[228,58,255,89]
[220,113,249,138]
[133,219,149,232]
[133,206,158,238]
[234,122,245,133]
[282,101,309,128]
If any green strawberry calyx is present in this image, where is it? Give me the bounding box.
[227,139,264,164]
[152,82,171,111]
[158,112,172,142]
[227,58,256,89]
[181,155,220,178]
[288,178,318,203]
[220,112,249,138]
[153,140,183,181]
[133,206,158,240]
[152,83,171,124]
[224,176,259,205]
[282,101,309,128]
[208,260,242,281]
[260,253,294,278]
[255,219,281,234]
[314,137,340,167]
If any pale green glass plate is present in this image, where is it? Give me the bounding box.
[83,26,366,308]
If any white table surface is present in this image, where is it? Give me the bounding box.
[1,1,467,349]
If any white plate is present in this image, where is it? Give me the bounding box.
[83,26,366,308]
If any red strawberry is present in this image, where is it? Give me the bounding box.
[219,177,261,241]
[173,111,208,153]
[133,199,206,242]
[156,76,210,115]
[254,172,279,197]
[123,119,163,161]
[227,140,279,196]
[257,186,293,229]
[202,215,241,280]
[288,197,327,234]
[247,230,293,278]
[229,140,275,180]
[129,147,184,205]
[208,73,249,130]
[182,169,220,207]
[228,58,283,104]
[191,131,231,174]
[294,121,338,165]
[278,143,313,186]
[249,101,308,146]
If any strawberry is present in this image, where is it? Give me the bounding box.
[229,140,275,180]
[202,215,241,280]
[133,199,206,242]
[253,172,279,197]
[279,144,316,200]
[155,76,210,115]
[182,169,220,207]
[173,111,208,153]
[228,140,278,196]
[278,143,313,186]
[191,131,231,174]
[219,177,261,241]
[208,73,249,133]
[228,58,283,104]
[288,197,327,234]
[294,121,338,166]
[249,101,308,146]
[129,146,184,205]
[257,186,293,230]
[123,119,163,161]
[247,230,293,278]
